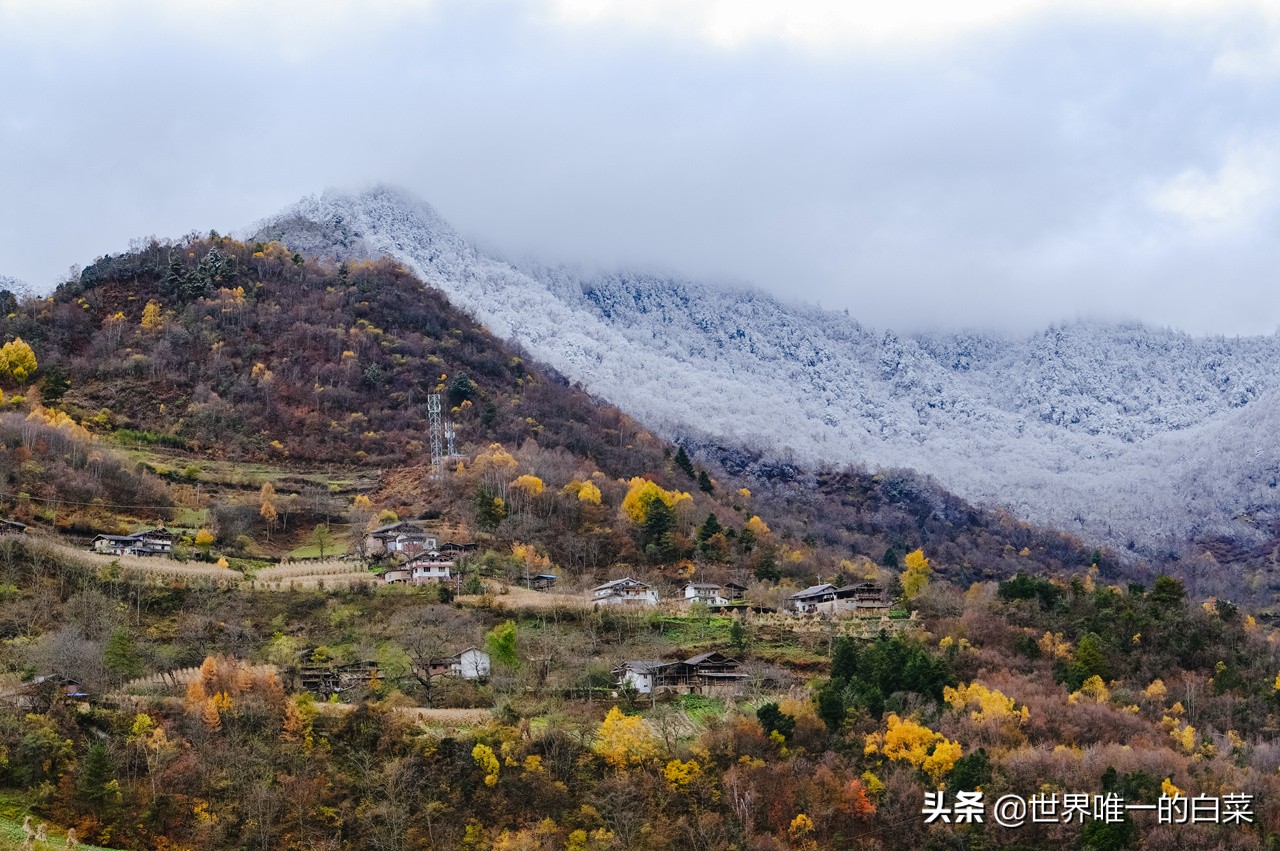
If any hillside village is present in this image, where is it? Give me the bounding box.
[0,236,1277,850]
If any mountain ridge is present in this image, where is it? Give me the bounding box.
[251,186,1280,554]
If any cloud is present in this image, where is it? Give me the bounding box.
[1148,142,1280,230]
[0,0,440,58]
[548,0,1280,53]
[1,0,1279,335]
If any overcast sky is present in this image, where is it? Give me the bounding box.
[2,0,1279,335]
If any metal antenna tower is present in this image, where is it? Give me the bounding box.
[444,420,456,458]
[427,393,443,481]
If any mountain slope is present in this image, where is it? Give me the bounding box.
[251,187,1280,553]
[3,232,1125,594]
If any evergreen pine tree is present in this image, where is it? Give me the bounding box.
[674,446,695,479]
[103,628,142,680]
[76,743,117,816]
[696,513,723,543]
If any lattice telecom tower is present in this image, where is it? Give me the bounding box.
[427,393,443,481]
[444,420,457,458]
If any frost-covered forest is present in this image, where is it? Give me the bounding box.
[254,188,1280,554]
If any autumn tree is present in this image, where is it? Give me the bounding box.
[620,477,691,525]
[901,548,931,600]
[0,337,36,384]
[194,527,215,555]
[865,713,961,784]
[474,443,517,499]
[508,474,545,515]
[564,478,603,506]
[593,706,661,769]
[140,300,163,329]
[472,743,500,786]
[259,481,278,540]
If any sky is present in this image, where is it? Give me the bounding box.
[2,0,1280,335]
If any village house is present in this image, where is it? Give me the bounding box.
[405,551,453,583]
[382,550,454,584]
[299,660,380,698]
[92,527,174,557]
[683,582,728,606]
[843,581,892,615]
[380,567,412,584]
[363,522,437,557]
[789,583,838,613]
[615,660,667,695]
[0,675,89,711]
[427,647,491,680]
[614,651,748,697]
[789,581,890,616]
[518,573,559,591]
[590,577,658,606]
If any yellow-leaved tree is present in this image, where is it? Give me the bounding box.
[662,758,702,792]
[865,713,962,784]
[0,338,36,384]
[194,528,215,553]
[593,706,661,768]
[474,443,518,496]
[259,481,278,539]
[1070,675,1110,704]
[576,480,602,505]
[141,300,163,329]
[620,477,691,525]
[507,474,545,514]
[901,548,931,600]
[510,474,544,496]
[944,681,1028,724]
[472,743,500,786]
[511,542,552,574]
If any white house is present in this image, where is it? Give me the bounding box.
[683,582,728,606]
[405,551,453,583]
[790,583,838,613]
[451,647,491,680]
[427,647,491,680]
[590,577,658,606]
[615,660,666,694]
[92,528,173,557]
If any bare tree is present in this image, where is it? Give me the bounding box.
[383,606,477,705]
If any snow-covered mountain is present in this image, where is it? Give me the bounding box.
[251,187,1280,553]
